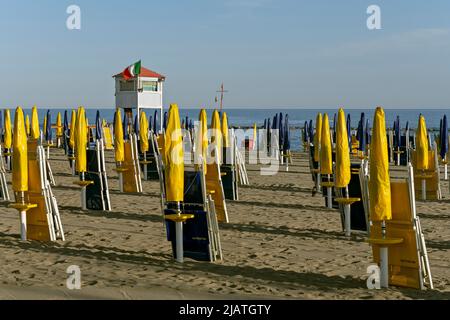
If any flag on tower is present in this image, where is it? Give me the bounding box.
[123,60,142,80]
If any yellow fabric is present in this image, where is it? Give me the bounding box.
[369,107,392,222]
[43,115,47,138]
[320,113,332,174]
[253,123,257,147]
[335,108,351,188]
[75,107,87,173]
[221,112,229,148]
[164,104,184,202]
[56,112,63,137]
[416,115,429,170]
[139,111,149,153]
[114,109,125,163]
[25,115,30,136]
[30,106,40,140]
[103,126,113,150]
[12,107,28,192]
[211,110,222,164]
[313,113,322,162]
[4,109,12,149]
[196,109,208,174]
[69,110,76,148]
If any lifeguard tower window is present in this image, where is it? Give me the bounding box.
[142,81,158,92]
[120,80,135,92]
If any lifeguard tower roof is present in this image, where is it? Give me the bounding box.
[113,67,165,80]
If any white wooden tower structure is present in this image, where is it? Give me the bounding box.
[113,66,165,132]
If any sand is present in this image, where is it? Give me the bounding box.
[0,148,449,300]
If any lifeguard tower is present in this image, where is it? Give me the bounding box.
[113,66,166,132]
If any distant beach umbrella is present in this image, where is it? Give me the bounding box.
[181,119,185,129]
[358,113,365,152]
[221,112,229,148]
[394,116,401,149]
[346,113,351,149]
[303,121,309,143]
[314,113,322,162]
[440,115,448,160]
[114,109,124,163]
[333,113,337,131]
[134,114,139,135]
[369,107,392,222]
[75,107,87,173]
[283,114,290,152]
[46,110,52,142]
[63,110,69,136]
[56,112,63,138]
[148,115,153,132]
[365,119,371,145]
[4,109,12,149]
[69,110,76,148]
[320,113,332,175]
[96,110,102,140]
[153,110,158,133]
[335,108,350,188]
[416,114,429,170]
[25,115,30,136]
[123,112,129,140]
[439,118,443,145]
[272,114,278,130]
[163,112,168,131]
[309,119,314,141]
[279,113,284,148]
[185,116,189,130]
[189,119,193,130]
[263,119,267,131]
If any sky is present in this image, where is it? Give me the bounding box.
[0,0,450,109]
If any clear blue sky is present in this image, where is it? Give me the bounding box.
[0,0,449,109]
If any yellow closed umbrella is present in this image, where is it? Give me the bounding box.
[69,109,76,148]
[416,115,429,171]
[114,109,124,163]
[313,113,322,162]
[164,104,184,202]
[210,110,222,164]
[30,106,40,140]
[75,107,87,173]
[253,123,257,150]
[196,109,208,174]
[25,115,30,136]
[320,113,332,175]
[43,115,47,139]
[12,107,28,193]
[10,106,36,241]
[335,108,351,188]
[221,112,229,148]
[4,109,12,149]
[56,112,63,137]
[139,111,149,153]
[369,107,392,222]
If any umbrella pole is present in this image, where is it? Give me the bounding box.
[19,192,27,241]
[81,172,87,211]
[71,159,75,176]
[118,162,124,193]
[327,174,332,209]
[47,145,50,159]
[344,186,351,237]
[143,152,148,181]
[175,202,184,263]
[380,220,389,288]
[422,178,426,201]
[397,147,400,166]
[445,163,448,181]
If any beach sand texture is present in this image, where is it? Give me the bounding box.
[0,148,449,300]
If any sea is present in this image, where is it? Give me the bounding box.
[5,108,450,152]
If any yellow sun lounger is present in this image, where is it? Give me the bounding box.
[365,164,433,290]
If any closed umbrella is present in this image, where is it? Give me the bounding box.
[56,112,63,140]
[163,111,168,131]
[313,113,322,162]
[153,110,158,134]
[394,116,401,165]
[221,112,229,148]
[114,109,125,192]
[368,106,393,288]
[416,114,429,200]
[211,110,222,164]
[4,109,12,149]
[25,115,30,137]
[95,110,102,141]
[441,115,448,180]
[69,110,76,149]
[320,113,333,208]
[196,109,208,174]
[346,113,351,150]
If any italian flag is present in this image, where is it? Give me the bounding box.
[123,60,141,80]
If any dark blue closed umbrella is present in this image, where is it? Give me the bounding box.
[63,110,69,136]
[333,113,337,132]
[358,113,365,152]
[283,114,290,152]
[272,114,278,130]
[441,115,448,160]
[279,113,284,148]
[365,119,371,145]
[95,110,102,140]
[153,110,158,132]
[134,114,139,135]
[394,116,401,148]
[123,112,129,140]
[304,121,309,143]
[163,112,168,130]
[46,110,52,142]
[347,113,351,148]
[309,119,314,141]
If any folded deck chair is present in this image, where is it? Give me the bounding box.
[102,125,114,150]
[121,133,143,193]
[206,149,230,223]
[411,143,442,200]
[0,146,10,201]
[85,139,111,211]
[158,162,223,262]
[334,162,369,233]
[20,140,65,242]
[368,164,433,290]
[221,146,239,201]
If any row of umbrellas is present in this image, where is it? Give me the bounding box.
[263,112,291,152]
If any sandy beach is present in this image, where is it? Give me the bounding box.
[0,148,449,300]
